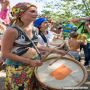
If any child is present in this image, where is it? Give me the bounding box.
[67,31,81,61]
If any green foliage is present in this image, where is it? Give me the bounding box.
[40,0,90,23]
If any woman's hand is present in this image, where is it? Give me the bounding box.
[29,60,43,67]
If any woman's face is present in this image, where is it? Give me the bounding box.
[21,6,38,22]
[40,21,48,30]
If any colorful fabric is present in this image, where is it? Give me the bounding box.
[0,8,10,24]
[63,23,75,39]
[5,65,40,90]
[5,26,44,90]
[5,26,38,66]
[5,65,45,90]
[12,2,36,17]
[34,18,48,28]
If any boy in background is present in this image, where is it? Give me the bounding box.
[67,31,81,61]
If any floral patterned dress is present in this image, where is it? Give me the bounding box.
[5,26,43,90]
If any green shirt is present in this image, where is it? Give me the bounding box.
[85,33,90,43]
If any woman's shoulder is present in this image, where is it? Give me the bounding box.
[6,26,17,32]
[4,26,18,36]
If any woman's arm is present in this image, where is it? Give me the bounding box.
[1,28,40,66]
[70,17,90,23]
[37,43,67,56]
[1,28,29,64]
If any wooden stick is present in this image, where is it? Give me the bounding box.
[41,50,53,62]
[49,56,62,66]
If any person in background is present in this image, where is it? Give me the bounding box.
[48,19,57,33]
[34,17,67,55]
[63,20,77,40]
[71,17,90,67]
[34,17,54,46]
[83,20,90,67]
[0,0,10,25]
[54,23,64,39]
[67,31,82,61]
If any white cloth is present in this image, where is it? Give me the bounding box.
[38,30,54,46]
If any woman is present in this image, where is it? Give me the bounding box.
[1,2,43,90]
[34,17,54,46]
[1,2,66,90]
[34,17,65,49]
